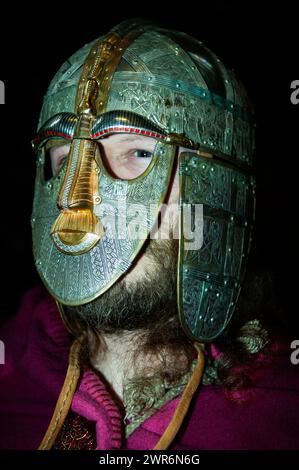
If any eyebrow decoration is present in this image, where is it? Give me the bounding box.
[32,113,78,149]
[91,110,167,140]
[32,110,167,151]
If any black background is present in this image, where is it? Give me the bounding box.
[0,2,298,330]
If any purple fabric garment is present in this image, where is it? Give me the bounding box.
[0,286,299,450]
[70,368,181,450]
[0,286,70,449]
[71,368,123,450]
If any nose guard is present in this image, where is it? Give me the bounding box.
[50,113,104,255]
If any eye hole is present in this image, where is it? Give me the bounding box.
[98,135,156,180]
[41,141,70,181]
[49,143,70,179]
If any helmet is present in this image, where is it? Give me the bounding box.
[31,19,255,342]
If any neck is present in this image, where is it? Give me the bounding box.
[87,328,193,401]
[88,329,142,399]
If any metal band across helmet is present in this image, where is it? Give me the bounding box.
[31,19,255,342]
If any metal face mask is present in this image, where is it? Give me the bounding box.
[32,20,255,342]
[32,111,176,305]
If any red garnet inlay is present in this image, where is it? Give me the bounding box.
[90,127,166,140]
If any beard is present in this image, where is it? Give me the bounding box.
[65,238,179,334]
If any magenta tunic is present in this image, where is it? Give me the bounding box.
[0,285,299,450]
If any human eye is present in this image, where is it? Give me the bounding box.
[133,149,153,159]
[117,146,154,178]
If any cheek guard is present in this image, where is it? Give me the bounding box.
[178,152,255,341]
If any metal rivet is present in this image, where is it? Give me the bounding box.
[176,83,181,88]
[47,182,53,190]
[94,196,101,204]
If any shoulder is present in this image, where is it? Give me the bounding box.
[173,350,299,450]
[0,285,70,449]
[0,284,70,359]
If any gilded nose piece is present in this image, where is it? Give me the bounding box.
[50,114,104,255]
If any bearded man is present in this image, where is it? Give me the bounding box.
[0,19,298,450]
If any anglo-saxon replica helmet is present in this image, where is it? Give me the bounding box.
[32,19,255,342]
